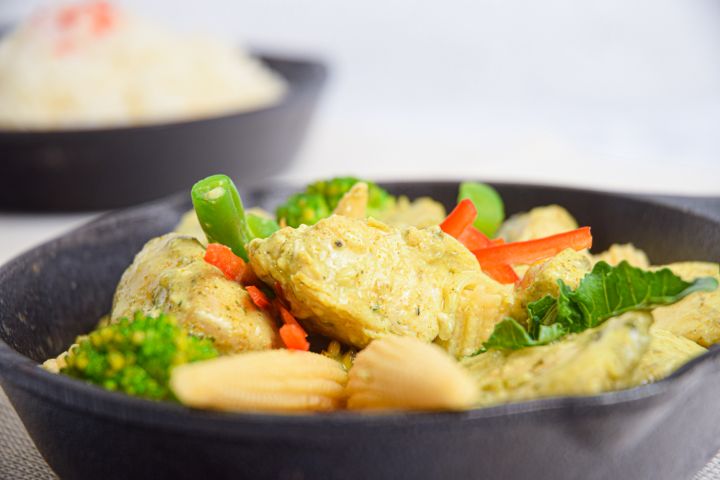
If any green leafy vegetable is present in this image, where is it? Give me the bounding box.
[482,261,718,351]
[457,182,504,236]
[61,312,218,401]
[483,318,566,350]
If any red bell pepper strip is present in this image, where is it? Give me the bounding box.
[456,225,492,251]
[451,219,513,283]
[273,282,289,309]
[473,227,592,266]
[277,304,309,351]
[245,285,271,310]
[440,199,477,238]
[279,324,310,351]
[204,243,246,281]
[278,304,301,327]
[479,263,520,284]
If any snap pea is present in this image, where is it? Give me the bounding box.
[457,182,505,237]
[247,213,280,239]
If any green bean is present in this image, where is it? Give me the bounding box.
[191,174,252,261]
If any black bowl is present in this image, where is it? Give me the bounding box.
[1,181,719,480]
[0,55,326,212]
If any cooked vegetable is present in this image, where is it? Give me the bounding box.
[276,192,330,228]
[204,243,246,281]
[191,174,252,261]
[456,225,492,251]
[247,213,280,239]
[441,198,573,285]
[61,312,218,400]
[473,227,592,267]
[192,175,280,261]
[440,201,518,284]
[480,263,519,284]
[246,285,271,309]
[321,340,356,371]
[440,198,477,237]
[308,176,394,216]
[470,226,592,285]
[171,350,347,412]
[347,336,477,410]
[549,261,717,334]
[457,182,504,237]
[483,261,719,350]
[279,324,310,351]
[276,177,395,227]
[277,304,310,351]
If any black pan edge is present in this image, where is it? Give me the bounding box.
[1,338,717,437]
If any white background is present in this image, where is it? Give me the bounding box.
[1,0,719,264]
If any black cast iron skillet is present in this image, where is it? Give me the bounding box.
[0,54,326,212]
[0,181,719,480]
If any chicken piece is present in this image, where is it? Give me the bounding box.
[622,328,706,388]
[436,280,514,358]
[332,182,368,219]
[377,196,446,228]
[248,215,484,348]
[497,205,578,242]
[594,243,650,268]
[651,262,720,347]
[112,233,279,354]
[510,248,592,321]
[461,312,652,406]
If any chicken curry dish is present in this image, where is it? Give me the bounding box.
[44,175,719,413]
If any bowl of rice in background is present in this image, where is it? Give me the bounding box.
[0,1,327,210]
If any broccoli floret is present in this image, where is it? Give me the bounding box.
[276,192,331,228]
[308,176,394,214]
[278,177,395,227]
[61,312,218,401]
[307,177,360,211]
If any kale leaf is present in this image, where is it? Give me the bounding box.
[482,261,718,351]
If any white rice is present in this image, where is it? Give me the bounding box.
[0,2,286,130]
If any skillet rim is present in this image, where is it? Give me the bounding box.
[0,180,718,433]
